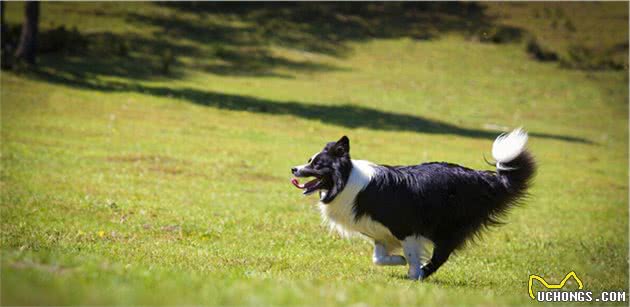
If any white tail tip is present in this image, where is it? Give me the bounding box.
[492,128,528,167]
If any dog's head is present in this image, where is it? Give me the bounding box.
[291,136,352,203]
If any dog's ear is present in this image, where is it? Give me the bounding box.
[333,136,350,156]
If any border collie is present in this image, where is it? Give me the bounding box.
[290,128,535,280]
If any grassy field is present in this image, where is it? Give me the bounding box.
[1,2,628,306]
[485,2,628,69]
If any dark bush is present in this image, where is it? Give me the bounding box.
[490,25,524,43]
[475,25,525,44]
[560,44,626,71]
[39,26,88,54]
[116,40,129,57]
[1,24,22,50]
[161,48,175,74]
[526,38,558,61]
[1,24,21,69]
[1,24,88,55]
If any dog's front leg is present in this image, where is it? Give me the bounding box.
[402,237,425,280]
[372,242,406,266]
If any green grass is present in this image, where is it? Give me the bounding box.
[1,2,628,306]
[485,2,628,69]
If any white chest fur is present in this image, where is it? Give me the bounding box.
[318,160,400,248]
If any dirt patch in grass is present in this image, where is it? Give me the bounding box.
[234,171,285,183]
[147,165,185,176]
[106,154,193,177]
[104,154,218,179]
[105,154,179,164]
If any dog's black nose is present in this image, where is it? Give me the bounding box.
[291,167,297,174]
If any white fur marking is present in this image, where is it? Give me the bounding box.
[373,242,406,266]
[318,160,399,247]
[294,163,308,172]
[492,128,528,170]
[402,236,433,280]
[295,152,322,173]
[308,152,321,164]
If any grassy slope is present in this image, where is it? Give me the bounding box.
[1,2,628,306]
[485,2,628,67]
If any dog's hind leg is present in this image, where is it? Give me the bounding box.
[372,242,406,266]
[420,241,456,280]
[402,236,433,280]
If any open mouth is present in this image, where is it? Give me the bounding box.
[291,177,323,195]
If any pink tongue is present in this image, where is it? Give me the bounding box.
[291,178,304,189]
[291,178,319,190]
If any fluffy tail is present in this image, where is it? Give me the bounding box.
[491,128,536,203]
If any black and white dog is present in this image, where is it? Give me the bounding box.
[291,129,535,280]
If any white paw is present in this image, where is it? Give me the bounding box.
[407,265,425,280]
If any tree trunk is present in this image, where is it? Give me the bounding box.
[15,1,39,65]
[1,1,6,50]
[1,1,11,70]
[1,2,5,32]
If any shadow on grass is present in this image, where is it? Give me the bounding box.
[157,2,495,55]
[4,1,543,82]
[123,11,348,77]
[136,2,498,76]
[52,30,346,79]
[5,2,509,79]
[6,2,591,143]
[387,272,497,288]
[429,277,498,288]
[30,66,592,144]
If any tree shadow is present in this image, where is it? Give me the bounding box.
[4,2,527,78]
[29,66,592,144]
[198,46,349,78]
[123,10,352,77]
[158,2,495,54]
[123,2,505,77]
[7,2,594,144]
[387,272,497,288]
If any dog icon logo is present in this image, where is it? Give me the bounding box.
[528,271,584,299]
